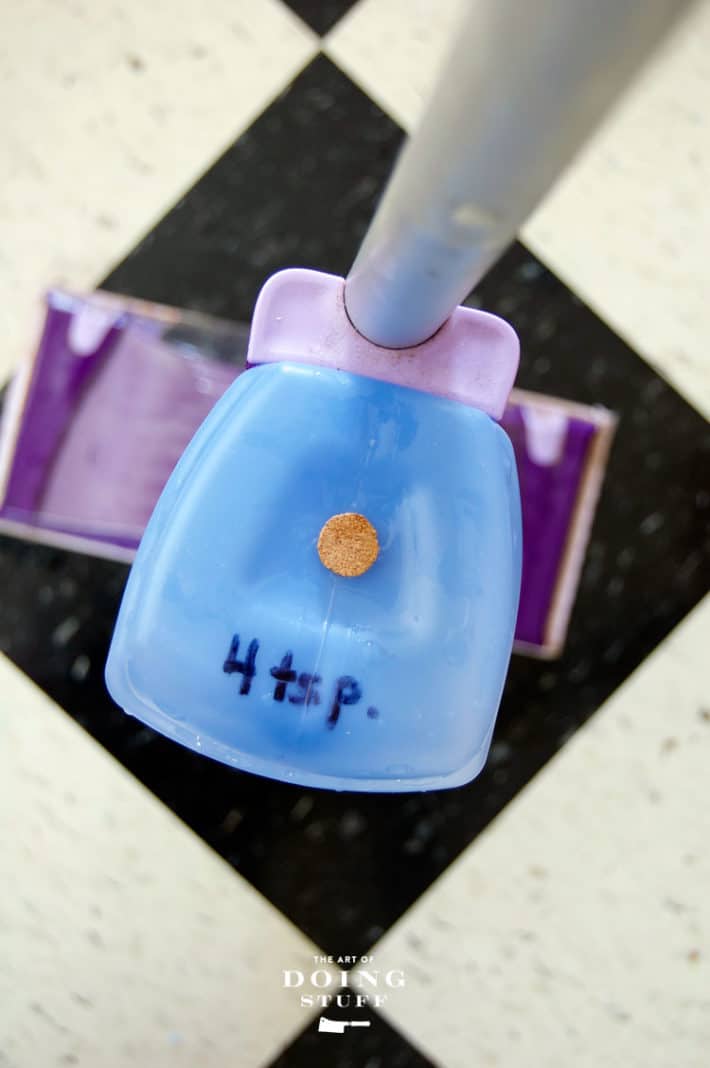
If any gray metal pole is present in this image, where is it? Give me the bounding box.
[345,0,687,349]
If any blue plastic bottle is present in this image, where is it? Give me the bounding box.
[106,270,522,791]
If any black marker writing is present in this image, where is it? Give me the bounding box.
[270,652,297,702]
[289,672,322,706]
[222,634,259,695]
[223,632,378,728]
[327,676,362,729]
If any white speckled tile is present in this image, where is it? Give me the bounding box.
[0,654,321,1067]
[522,0,710,422]
[0,0,317,385]
[326,0,710,419]
[372,594,710,1068]
[324,0,463,128]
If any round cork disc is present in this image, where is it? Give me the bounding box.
[317,513,379,577]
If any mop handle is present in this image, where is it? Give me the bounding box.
[345,0,687,349]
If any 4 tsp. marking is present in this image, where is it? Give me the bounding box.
[222,633,379,728]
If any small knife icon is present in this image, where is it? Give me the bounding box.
[318,1016,371,1034]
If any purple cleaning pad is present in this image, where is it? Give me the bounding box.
[0,290,615,657]
[0,291,249,556]
[504,392,615,654]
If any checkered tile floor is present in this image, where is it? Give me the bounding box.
[1,1,709,1065]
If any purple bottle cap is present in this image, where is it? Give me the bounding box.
[247,269,520,420]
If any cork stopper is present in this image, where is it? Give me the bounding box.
[317,513,379,577]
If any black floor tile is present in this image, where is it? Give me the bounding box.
[283,0,359,36]
[103,56,403,320]
[2,56,708,957]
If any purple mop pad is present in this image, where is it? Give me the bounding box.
[0,289,615,657]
